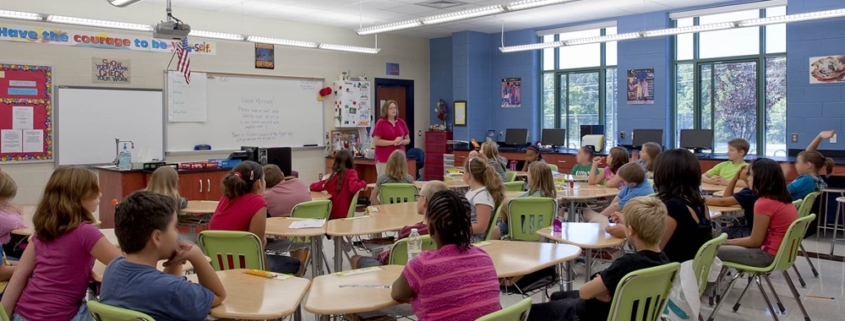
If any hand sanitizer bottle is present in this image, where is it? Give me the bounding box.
[118,143,132,170]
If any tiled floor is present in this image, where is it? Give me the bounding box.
[286,234,845,321]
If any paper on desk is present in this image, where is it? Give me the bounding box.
[288,219,326,229]
[335,266,383,277]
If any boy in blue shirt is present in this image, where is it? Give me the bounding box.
[586,163,654,221]
[100,191,226,321]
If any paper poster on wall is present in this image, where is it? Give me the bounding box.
[23,130,43,153]
[1,130,22,153]
[809,55,845,84]
[255,43,275,69]
[334,80,371,128]
[501,78,521,108]
[386,63,400,76]
[12,106,33,129]
[167,71,207,122]
[92,58,131,84]
[627,69,654,105]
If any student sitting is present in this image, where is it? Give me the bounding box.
[528,197,671,321]
[209,161,301,274]
[702,138,749,187]
[571,147,600,177]
[310,150,367,219]
[706,163,757,239]
[784,130,835,201]
[146,166,188,209]
[0,172,26,259]
[391,190,501,321]
[718,159,798,267]
[521,145,546,172]
[100,191,226,321]
[585,163,653,220]
[637,142,661,178]
[588,146,629,189]
[480,142,508,182]
[463,157,505,242]
[371,150,416,205]
[2,167,122,320]
[263,164,311,217]
[494,162,556,239]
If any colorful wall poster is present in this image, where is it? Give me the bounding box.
[627,69,654,105]
[809,55,845,84]
[501,77,521,108]
[386,63,400,76]
[92,58,131,84]
[0,63,52,162]
[334,80,371,128]
[255,43,275,69]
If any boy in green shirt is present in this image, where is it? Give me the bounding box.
[571,147,601,177]
[702,138,749,186]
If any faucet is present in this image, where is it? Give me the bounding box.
[113,138,135,165]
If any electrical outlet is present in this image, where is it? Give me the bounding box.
[832,134,838,144]
[620,131,626,139]
[791,133,798,143]
[417,130,422,137]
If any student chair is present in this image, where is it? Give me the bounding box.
[505,170,517,182]
[504,181,525,192]
[607,262,681,321]
[197,230,266,271]
[342,191,362,260]
[378,183,418,204]
[290,200,332,274]
[486,206,504,241]
[507,198,557,242]
[548,164,559,172]
[87,301,156,321]
[0,306,8,321]
[476,298,532,321]
[388,235,438,265]
[791,191,821,286]
[708,215,815,321]
[691,233,727,307]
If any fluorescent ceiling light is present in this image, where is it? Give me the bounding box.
[499,41,565,53]
[190,30,245,41]
[357,19,423,35]
[47,15,152,31]
[565,32,642,45]
[642,22,734,37]
[507,0,578,11]
[318,43,381,54]
[107,0,144,7]
[737,8,845,27]
[0,10,43,21]
[422,5,505,25]
[247,36,318,48]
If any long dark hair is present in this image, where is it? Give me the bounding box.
[750,158,793,203]
[221,161,264,199]
[331,150,354,192]
[426,190,473,252]
[653,149,703,204]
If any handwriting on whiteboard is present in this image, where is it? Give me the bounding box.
[300,81,317,91]
[231,96,293,143]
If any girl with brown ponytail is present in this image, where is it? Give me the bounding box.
[786,130,836,201]
[462,157,505,242]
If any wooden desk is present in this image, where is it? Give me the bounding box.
[537,223,626,284]
[365,180,470,191]
[327,202,422,271]
[266,217,328,276]
[326,158,416,199]
[700,183,742,194]
[188,269,311,320]
[479,240,580,278]
[556,187,620,221]
[305,265,402,321]
[311,191,331,200]
[181,200,219,214]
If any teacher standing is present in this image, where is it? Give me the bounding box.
[372,100,410,176]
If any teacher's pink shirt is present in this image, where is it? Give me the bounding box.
[372,118,409,162]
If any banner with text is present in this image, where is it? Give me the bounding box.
[92,58,131,84]
[0,22,216,55]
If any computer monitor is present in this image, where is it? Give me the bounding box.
[240,146,259,162]
[505,128,528,146]
[542,129,566,147]
[680,129,714,152]
[632,129,663,148]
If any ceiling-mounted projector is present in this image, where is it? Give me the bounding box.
[153,21,190,40]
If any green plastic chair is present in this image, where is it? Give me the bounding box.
[507,198,556,241]
[693,233,727,296]
[708,215,815,321]
[504,181,525,192]
[88,301,155,321]
[291,200,332,220]
[379,183,417,204]
[0,306,9,321]
[388,235,438,265]
[791,191,821,286]
[607,262,681,321]
[346,191,361,218]
[505,171,517,182]
[548,164,558,172]
[486,205,504,241]
[198,230,266,271]
[476,297,532,321]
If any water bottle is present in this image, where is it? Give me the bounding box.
[117,143,131,170]
[407,228,422,262]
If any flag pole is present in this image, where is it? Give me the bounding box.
[165,42,179,70]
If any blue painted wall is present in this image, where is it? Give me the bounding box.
[489,29,540,143]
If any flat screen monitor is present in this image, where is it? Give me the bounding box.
[505,128,528,146]
[680,129,714,151]
[240,146,259,162]
[632,129,663,148]
[542,129,566,146]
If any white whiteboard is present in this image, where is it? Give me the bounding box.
[166,71,325,152]
[56,87,164,165]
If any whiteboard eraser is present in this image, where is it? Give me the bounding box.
[194,144,211,150]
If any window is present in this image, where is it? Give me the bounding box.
[540,25,617,149]
[673,6,786,156]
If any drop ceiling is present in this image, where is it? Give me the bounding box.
[146,0,739,38]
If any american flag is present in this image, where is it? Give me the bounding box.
[176,37,192,84]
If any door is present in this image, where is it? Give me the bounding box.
[374,78,415,147]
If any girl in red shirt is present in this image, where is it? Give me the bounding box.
[311,150,367,219]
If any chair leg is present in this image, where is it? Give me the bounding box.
[763,274,786,313]
[792,264,807,288]
[799,244,819,277]
[783,271,812,321]
[754,275,781,321]
[708,271,742,321]
[323,251,332,274]
[710,267,729,306]
[732,275,756,312]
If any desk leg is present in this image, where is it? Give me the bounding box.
[584,249,592,283]
[293,305,302,321]
[312,237,323,276]
[334,236,343,272]
[564,261,573,292]
[319,314,330,321]
[568,200,577,222]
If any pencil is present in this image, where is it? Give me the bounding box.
[245,269,274,278]
[805,295,834,300]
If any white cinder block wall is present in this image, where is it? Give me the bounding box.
[0,0,431,211]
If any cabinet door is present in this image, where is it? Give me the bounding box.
[178,172,206,201]
[205,171,228,201]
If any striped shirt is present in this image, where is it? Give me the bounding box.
[403,244,500,321]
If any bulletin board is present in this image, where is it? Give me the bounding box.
[0,64,52,163]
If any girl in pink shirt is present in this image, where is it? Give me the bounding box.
[2,167,121,321]
[0,171,26,247]
[391,190,500,321]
